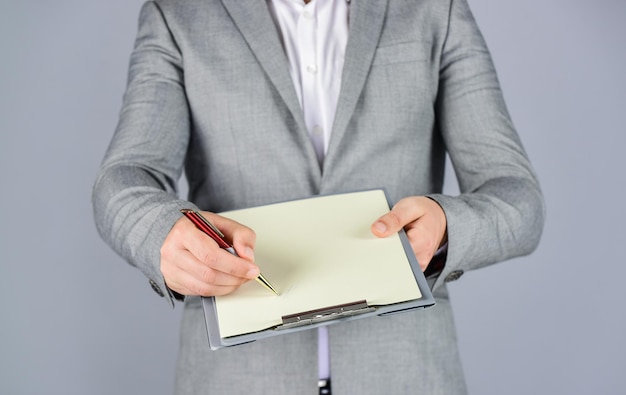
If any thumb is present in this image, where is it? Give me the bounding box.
[371,197,423,238]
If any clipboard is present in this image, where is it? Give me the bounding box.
[201,189,435,350]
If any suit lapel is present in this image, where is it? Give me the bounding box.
[221,0,312,148]
[221,0,388,179]
[325,0,389,172]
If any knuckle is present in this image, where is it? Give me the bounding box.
[160,243,174,260]
[200,267,217,284]
[201,250,218,266]
[159,244,168,258]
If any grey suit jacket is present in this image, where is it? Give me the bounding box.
[93,0,545,393]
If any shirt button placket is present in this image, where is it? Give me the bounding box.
[298,4,323,162]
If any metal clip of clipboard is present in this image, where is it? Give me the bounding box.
[276,300,376,331]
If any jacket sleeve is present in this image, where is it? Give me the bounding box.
[427,0,545,291]
[92,1,197,306]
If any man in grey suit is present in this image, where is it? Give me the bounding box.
[93,0,544,393]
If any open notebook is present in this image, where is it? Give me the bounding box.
[201,189,435,349]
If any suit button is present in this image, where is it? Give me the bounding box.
[444,270,464,283]
[312,125,323,137]
[149,279,165,297]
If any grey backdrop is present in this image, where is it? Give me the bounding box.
[1,1,624,394]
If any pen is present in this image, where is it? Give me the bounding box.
[180,209,279,295]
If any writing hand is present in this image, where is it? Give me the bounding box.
[160,211,260,296]
[371,196,447,272]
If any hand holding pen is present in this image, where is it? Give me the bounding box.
[160,209,274,297]
[180,209,278,295]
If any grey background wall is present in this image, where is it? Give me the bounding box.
[1,1,624,394]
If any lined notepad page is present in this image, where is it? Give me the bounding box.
[215,190,422,338]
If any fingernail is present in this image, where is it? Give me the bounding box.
[246,266,260,279]
[374,221,387,234]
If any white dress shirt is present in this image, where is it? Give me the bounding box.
[267,0,349,167]
[267,0,350,382]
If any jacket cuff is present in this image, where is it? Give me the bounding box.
[140,199,200,307]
